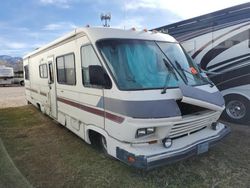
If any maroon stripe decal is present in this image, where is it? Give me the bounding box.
[104,112,125,124]
[26,87,47,97]
[191,22,250,59]
[25,87,38,93]
[40,92,47,96]
[57,97,124,124]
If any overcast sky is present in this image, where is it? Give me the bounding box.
[0,0,249,57]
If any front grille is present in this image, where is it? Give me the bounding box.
[169,111,219,139]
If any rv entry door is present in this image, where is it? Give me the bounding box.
[48,57,57,118]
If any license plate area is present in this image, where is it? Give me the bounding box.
[197,142,209,154]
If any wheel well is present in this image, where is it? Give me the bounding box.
[88,130,103,146]
[36,103,41,111]
[224,93,250,103]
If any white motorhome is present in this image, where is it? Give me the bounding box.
[23,27,229,169]
[155,3,250,124]
[0,65,14,85]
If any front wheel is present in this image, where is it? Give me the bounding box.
[100,135,108,154]
[89,131,108,154]
[222,94,250,124]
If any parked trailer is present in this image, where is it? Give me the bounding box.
[13,71,24,86]
[0,65,14,85]
[23,27,229,169]
[154,3,250,124]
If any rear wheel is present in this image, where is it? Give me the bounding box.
[20,80,24,86]
[222,94,250,124]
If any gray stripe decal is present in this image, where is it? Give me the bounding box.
[179,84,225,107]
[97,97,104,108]
[97,97,181,118]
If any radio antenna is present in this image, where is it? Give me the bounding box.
[100,12,111,27]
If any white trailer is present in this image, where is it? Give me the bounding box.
[155,3,250,124]
[23,27,229,169]
[0,65,14,85]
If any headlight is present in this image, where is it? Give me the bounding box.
[136,127,155,138]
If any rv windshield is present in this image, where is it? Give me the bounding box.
[97,39,206,90]
[157,42,208,86]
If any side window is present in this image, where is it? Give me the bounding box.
[24,65,29,80]
[56,53,76,85]
[39,64,48,78]
[81,45,102,87]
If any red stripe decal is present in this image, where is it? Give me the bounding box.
[57,97,124,124]
[40,92,47,96]
[26,87,38,93]
[26,88,47,97]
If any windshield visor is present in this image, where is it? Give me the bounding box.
[97,39,206,90]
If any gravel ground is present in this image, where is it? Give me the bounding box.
[0,86,26,109]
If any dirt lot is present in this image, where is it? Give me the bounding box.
[0,86,26,108]
[0,105,249,188]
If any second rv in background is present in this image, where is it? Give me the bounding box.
[155,3,250,124]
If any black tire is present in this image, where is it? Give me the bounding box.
[20,80,24,86]
[222,94,250,124]
[89,131,107,154]
[37,103,41,112]
[100,135,108,154]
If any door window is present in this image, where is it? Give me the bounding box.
[48,62,54,83]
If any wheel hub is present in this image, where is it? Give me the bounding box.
[226,100,246,120]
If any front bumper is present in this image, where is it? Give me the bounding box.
[116,123,230,170]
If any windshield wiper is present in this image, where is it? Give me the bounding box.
[174,61,214,87]
[161,59,179,94]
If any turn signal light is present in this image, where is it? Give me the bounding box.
[128,156,136,163]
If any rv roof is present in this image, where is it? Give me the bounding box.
[23,27,176,59]
[154,2,250,41]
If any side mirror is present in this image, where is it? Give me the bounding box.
[89,65,112,89]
